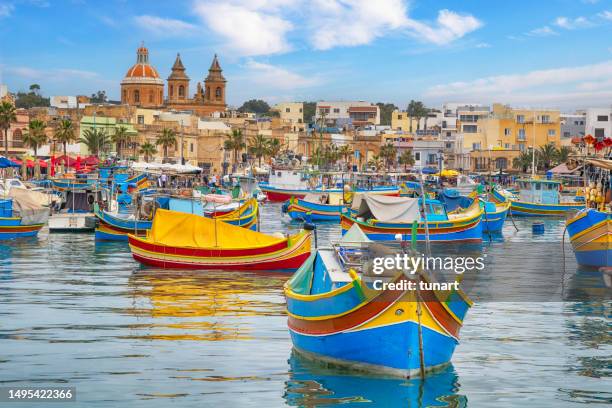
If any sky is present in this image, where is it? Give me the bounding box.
[0,0,611,111]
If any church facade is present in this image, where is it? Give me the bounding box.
[120,44,227,116]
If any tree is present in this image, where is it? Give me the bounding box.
[90,91,107,103]
[407,100,427,132]
[29,84,41,94]
[54,119,75,158]
[367,155,384,172]
[22,119,47,157]
[79,128,109,156]
[379,143,397,171]
[556,145,572,163]
[224,129,246,171]
[0,101,17,156]
[512,151,533,173]
[248,134,269,166]
[111,126,131,159]
[376,102,398,126]
[139,142,157,163]
[238,99,270,115]
[267,138,283,159]
[398,150,415,172]
[156,128,177,161]
[302,102,316,124]
[14,84,50,109]
[338,144,353,170]
[537,143,557,170]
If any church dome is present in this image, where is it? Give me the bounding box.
[121,44,164,85]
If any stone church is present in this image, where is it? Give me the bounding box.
[120,44,227,116]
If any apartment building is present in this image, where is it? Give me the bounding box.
[585,108,612,139]
[315,101,380,128]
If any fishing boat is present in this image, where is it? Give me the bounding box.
[439,190,509,233]
[340,195,483,242]
[284,192,345,222]
[48,185,106,232]
[284,225,472,377]
[0,188,48,239]
[262,183,400,202]
[565,158,612,267]
[492,179,583,216]
[96,198,259,241]
[128,209,311,270]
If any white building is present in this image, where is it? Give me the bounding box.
[315,101,380,127]
[585,108,611,139]
[50,96,79,109]
[272,102,305,132]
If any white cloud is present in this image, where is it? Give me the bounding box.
[404,9,483,45]
[192,0,482,55]
[527,26,558,36]
[5,66,102,81]
[475,42,491,48]
[424,60,612,108]
[193,1,293,56]
[243,60,320,90]
[0,3,14,18]
[554,16,593,29]
[134,15,197,36]
[599,10,612,21]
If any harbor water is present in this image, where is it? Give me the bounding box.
[0,203,610,407]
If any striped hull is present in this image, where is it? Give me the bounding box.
[285,271,471,377]
[482,203,509,233]
[0,218,44,239]
[287,200,342,222]
[128,231,312,271]
[340,214,483,242]
[261,185,400,202]
[566,209,612,267]
[492,188,583,216]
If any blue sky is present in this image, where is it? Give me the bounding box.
[1,0,611,110]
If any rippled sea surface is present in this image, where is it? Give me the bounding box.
[1,203,611,407]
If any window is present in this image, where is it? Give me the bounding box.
[517,115,525,124]
[446,131,451,137]
[178,85,184,97]
[504,143,510,149]
[518,129,526,141]
[595,128,605,138]
[597,115,608,121]
[472,142,481,150]
[519,143,525,151]
[215,87,222,99]
[298,118,303,123]
[398,115,403,120]
[190,143,194,153]
[286,108,290,113]
[414,152,421,160]
[333,108,340,113]
[463,125,477,133]
[564,131,570,137]
[504,128,511,136]
[134,90,140,103]
[459,114,479,122]
[541,115,550,124]
[445,142,452,149]
[299,108,303,113]
[137,115,144,125]
[548,129,556,136]
[496,158,507,170]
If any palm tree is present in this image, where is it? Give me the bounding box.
[379,143,397,171]
[266,138,283,160]
[139,142,157,163]
[512,150,533,173]
[79,128,109,156]
[367,155,384,172]
[537,143,557,170]
[156,128,177,162]
[0,101,17,156]
[248,134,268,166]
[407,100,427,133]
[111,126,131,159]
[323,144,340,170]
[224,129,246,171]
[22,119,47,157]
[338,144,353,170]
[556,145,572,164]
[54,119,74,158]
[398,150,415,172]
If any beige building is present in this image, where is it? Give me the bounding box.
[272,102,305,132]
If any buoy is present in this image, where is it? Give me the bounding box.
[532,222,545,234]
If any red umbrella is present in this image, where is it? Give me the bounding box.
[56,155,76,167]
[604,138,612,147]
[83,155,100,166]
[75,156,82,171]
[594,141,605,151]
[50,156,56,176]
[583,134,596,145]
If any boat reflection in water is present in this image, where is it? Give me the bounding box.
[284,351,466,407]
[123,267,287,342]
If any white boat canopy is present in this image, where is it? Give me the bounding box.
[351,195,420,223]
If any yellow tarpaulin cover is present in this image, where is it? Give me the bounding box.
[149,209,284,249]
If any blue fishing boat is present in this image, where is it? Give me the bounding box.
[284,225,472,377]
[439,189,509,233]
[340,195,483,242]
[566,209,612,267]
[0,189,49,239]
[284,192,345,222]
[492,179,583,216]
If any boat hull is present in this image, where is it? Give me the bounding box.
[261,185,399,202]
[128,231,311,271]
[0,218,44,239]
[286,199,342,222]
[492,188,583,216]
[566,209,612,267]
[340,214,483,242]
[482,203,509,233]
